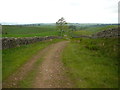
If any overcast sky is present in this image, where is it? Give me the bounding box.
[0,0,119,24]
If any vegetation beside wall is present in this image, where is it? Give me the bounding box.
[62,38,118,88]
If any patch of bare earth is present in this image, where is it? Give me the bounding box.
[34,41,73,88]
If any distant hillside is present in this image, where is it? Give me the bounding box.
[73,25,118,36]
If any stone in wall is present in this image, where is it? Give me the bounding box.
[2,36,60,49]
[92,27,119,38]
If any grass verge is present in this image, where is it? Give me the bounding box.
[62,38,119,88]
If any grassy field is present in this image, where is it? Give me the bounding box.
[73,25,118,36]
[2,39,63,81]
[2,25,58,37]
[62,38,119,88]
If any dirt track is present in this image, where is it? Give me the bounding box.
[34,41,72,88]
[3,41,72,88]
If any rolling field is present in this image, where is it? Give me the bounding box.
[2,25,58,37]
[73,25,118,36]
[2,24,118,37]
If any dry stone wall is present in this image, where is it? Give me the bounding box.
[92,27,119,38]
[2,36,60,49]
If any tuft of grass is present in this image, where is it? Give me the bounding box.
[2,39,63,81]
[62,38,118,88]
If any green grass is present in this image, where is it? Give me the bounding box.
[2,25,58,37]
[62,38,118,88]
[2,39,63,81]
[73,25,118,36]
[3,31,58,37]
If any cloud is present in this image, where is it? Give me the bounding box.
[0,0,119,23]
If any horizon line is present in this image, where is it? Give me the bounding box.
[0,22,118,25]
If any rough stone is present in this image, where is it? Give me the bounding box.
[2,36,60,49]
[92,27,119,38]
